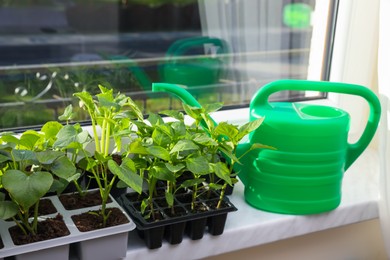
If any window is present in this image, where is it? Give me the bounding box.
[0,0,337,131]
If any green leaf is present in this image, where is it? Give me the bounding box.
[212,162,232,185]
[129,140,149,155]
[54,124,80,148]
[160,110,184,121]
[165,192,174,207]
[170,121,186,137]
[165,163,185,173]
[170,139,199,154]
[96,86,119,111]
[142,137,153,146]
[50,156,77,181]
[0,134,20,146]
[150,164,175,182]
[179,178,204,189]
[11,149,36,162]
[115,110,138,121]
[186,156,210,175]
[2,170,53,210]
[127,97,144,121]
[58,104,74,121]
[41,121,63,142]
[19,131,42,150]
[146,146,170,161]
[203,102,223,114]
[182,103,201,120]
[0,153,11,164]
[249,143,276,151]
[132,157,148,169]
[192,133,218,146]
[35,150,63,164]
[152,127,171,147]
[108,158,143,194]
[237,117,264,141]
[49,178,70,195]
[208,182,223,191]
[147,113,164,126]
[0,201,19,220]
[218,144,240,164]
[74,91,95,114]
[214,122,239,140]
[141,199,149,214]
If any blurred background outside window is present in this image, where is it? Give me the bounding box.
[0,0,337,131]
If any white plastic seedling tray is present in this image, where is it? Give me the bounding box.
[0,192,136,259]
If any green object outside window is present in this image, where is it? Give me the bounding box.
[283,3,312,28]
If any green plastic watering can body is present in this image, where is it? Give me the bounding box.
[237,80,381,214]
[152,80,381,215]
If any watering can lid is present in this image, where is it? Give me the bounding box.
[251,102,350,136]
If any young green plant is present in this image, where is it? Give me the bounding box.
[0,133,76,235]
[183,103,267,208]
[74,85,143,227]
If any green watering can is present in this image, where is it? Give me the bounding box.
[152,79,381,215]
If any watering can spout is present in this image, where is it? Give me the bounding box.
[152,83,202,108]
[152,83,217,131]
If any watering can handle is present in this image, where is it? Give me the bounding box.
[251,79,381,169]
[165,36,230,58]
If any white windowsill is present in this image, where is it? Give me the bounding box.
[123,106,380,259]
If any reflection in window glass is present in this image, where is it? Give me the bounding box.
[0,0,336,130]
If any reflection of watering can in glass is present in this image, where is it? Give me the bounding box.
[110,36,230,93]
[153,79,381,215]
[159,36,230,88]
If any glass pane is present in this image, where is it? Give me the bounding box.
[0,0,335,131]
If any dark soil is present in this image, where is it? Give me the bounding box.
[125,192,148,202]
[59,190,111,210]
[145,210,164,223]
[6,199,57,222]
[199,190,220,201]
[205,199,228,210]
[71,207,129,232]
[176,193,193,204]
[9,214,70,245]
[133,202,142,211]
[0,236,3,249]
[37,198,57,215]
[155,198,169,208]
[164,206,187,218]
[186,202,208,213]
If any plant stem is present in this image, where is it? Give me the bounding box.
[88,108,100,153]
[148,178,156,220]
[104,117,111,156]
[73,180,86,197]
[138,169,145,200]
[217,183,227,209]
[12,216,27,235]
[101,117,107,154]
[22,210,35,235]
[191,183,198,211]
[32,201,39,233]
